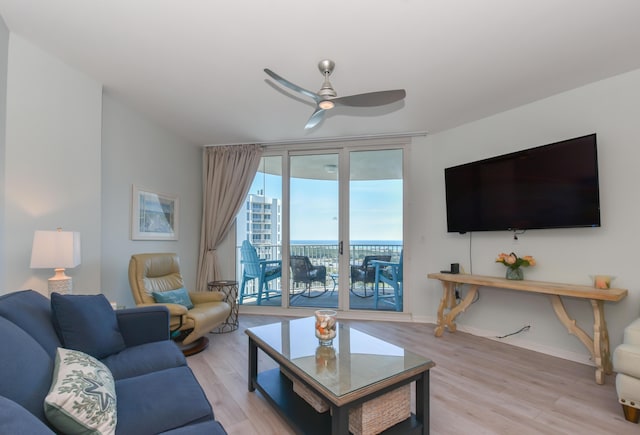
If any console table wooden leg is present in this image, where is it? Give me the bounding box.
[549,295,609,384]
[435,283,478,337]
[434,283,453,337]
[591,299,612,383]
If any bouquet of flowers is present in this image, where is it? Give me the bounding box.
[496,252,536,269]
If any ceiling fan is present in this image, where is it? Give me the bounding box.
[264,59,406,129]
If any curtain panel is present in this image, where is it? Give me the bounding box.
[196,144,263,290]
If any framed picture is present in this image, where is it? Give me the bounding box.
[131,185,179,240]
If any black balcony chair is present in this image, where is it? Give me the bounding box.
[290,255,327,298]
[350,255,391,297]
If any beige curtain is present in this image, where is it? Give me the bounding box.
[196,144,263,290]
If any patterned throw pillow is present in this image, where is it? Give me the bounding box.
[152,287,194,309]
[44,348,117,435]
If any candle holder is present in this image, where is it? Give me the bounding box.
[591,275,615,289]
[314,310,337,346]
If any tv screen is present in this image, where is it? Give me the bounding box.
[444,134,601,233]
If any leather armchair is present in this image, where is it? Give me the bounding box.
[613,317,640,423]
[128,253,231,354]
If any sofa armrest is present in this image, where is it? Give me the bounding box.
[116,305,171,347]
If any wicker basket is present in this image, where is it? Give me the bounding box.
[282,367,411,434]
[281,368,329,413]
[349,384,411,435]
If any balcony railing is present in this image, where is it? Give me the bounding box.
[236,243,403,307]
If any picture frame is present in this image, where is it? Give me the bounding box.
[131,185,179,240]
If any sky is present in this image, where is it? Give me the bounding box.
[246,170,403,242]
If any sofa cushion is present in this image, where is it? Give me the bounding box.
[0,395,54,434]
[159,420,227,434]
[152,287,194,309]
[0,290,61,358]
[115,367,214,434]
[51,293,126,359]
[0,316,53,423]
[101,340,186,380]
[44,348,117,435]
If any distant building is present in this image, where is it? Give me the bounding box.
[236,191,281,250]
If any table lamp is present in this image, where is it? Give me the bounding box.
[30,228,81,295]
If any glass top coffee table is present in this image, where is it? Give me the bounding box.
[246,317,435,434]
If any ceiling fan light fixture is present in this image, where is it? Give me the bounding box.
[318,100,335,110]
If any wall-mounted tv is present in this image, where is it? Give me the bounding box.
[444,133,601,234]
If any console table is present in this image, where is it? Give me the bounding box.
[427,273,628,384]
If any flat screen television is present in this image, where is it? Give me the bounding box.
[444,133,601,233]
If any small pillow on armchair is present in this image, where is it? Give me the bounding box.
[51,293,126,359]
[152,287,194,310]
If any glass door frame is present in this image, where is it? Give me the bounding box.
[255,138,409,313]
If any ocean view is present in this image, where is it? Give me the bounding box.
[291,240,402,246]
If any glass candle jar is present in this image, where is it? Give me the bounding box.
[314,310,337,346]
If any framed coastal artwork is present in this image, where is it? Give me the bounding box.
[131,185,179,240]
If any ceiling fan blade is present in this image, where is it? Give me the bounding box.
[332,89,406,107]
[304,108,326,129]
[264,68,320,102]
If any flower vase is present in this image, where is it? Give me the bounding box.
[506,267,524,280]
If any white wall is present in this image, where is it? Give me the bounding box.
[0,17,8,289]
[100,92,202,308]
[2,34,102,295]
[408,68,640,363]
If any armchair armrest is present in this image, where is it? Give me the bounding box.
[190,291,226,303]
[116,305,171,347]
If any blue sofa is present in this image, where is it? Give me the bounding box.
[0,289,227,434]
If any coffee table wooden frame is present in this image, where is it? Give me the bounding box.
[247,327,433,435]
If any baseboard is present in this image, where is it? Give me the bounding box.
[412,314,593,366]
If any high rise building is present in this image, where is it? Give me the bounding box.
[236,191,281,250]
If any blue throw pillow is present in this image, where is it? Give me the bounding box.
[51,293,126,359]
[152,288,194,310]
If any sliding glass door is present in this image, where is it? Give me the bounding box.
[289,153,339,309]
[235,144,404,312]
[348,149,403,311]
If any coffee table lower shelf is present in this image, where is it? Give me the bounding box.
[253,368,422,435]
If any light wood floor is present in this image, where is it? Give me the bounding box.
[187,315,637,435]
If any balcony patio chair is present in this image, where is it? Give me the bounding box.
[372,250,403,311]
[350,255,391,297]
[239,240,282,305]
[290,255,328,298]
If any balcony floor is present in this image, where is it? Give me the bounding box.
[239,284,399,311]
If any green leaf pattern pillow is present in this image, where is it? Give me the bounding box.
[44,348,117,435]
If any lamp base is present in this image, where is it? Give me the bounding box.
[48,269,72,296]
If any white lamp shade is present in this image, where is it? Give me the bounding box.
[30,230,81,269]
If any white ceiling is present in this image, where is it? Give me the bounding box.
[1,1,640,146]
